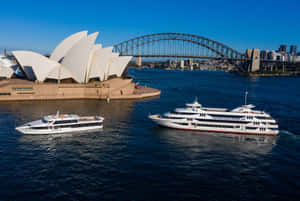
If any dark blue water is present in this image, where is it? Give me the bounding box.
[0,69,299,201]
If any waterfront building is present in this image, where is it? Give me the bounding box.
[279,44,287,52]
[268,51,285,61]
[294,56,300,62]
[246,49,253,59]
[290,45,297,55]
[260,50,269,60]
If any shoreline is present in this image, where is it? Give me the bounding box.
[247,71,300,77]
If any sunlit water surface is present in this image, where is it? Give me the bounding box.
[0,69,299,200]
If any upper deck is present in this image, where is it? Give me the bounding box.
[43,114,80,122]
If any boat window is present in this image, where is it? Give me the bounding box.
[255,116,272,120]
[73,122,102,127]
[32,126,48,129]
[163,116,184,119]
[196,118,248,124]
[246,127,257,130]
[175,122,189,126]
[196,124,234,128]
[177,112,197,115]
[54,122,102,128]
[211,114,244,119]
[54,120,78,124]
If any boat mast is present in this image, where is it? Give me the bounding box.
[244,91,248,105]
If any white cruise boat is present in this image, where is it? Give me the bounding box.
[149,94,279,135]
[16,112,104,134]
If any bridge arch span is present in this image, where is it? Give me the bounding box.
[113,33,245,59]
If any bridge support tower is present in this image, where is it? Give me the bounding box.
[246,49,260,72]
[136,56,142,67]
[180,60,185,69]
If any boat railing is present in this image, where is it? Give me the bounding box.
[213,116,241,121]
[79,116,103,122]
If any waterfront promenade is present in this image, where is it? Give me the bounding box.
[0,78,160,101]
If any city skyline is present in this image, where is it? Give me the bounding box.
[0,0,299,54]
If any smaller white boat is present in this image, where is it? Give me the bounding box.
[16,111,104,135]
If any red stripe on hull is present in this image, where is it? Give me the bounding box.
[158,125,278,136]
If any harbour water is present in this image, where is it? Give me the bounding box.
[0,69,299,200]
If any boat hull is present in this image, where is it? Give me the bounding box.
[149,115,279,136]
[16,125,103,135]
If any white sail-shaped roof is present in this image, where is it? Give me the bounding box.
[88,46,114,81]
[93,44,102,51]
[50,31,88,62]
[61,32,98,83]
[46,65,76,81]
[12,51,60,81]
[11,30,131,84]
[109,56,132,77]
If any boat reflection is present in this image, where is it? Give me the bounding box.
[153,127,278,156]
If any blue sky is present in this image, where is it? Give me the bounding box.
[0,0,299,54]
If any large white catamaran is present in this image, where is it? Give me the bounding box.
[149,92,279,135]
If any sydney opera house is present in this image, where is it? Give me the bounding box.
[0,31,160,101]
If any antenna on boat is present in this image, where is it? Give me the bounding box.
[56,110,59,118]
[195,96,198,103]
[244,91,248,105]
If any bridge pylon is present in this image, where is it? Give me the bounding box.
[246,49,260,72]
[136,56,142,67]
[180,60,184,69]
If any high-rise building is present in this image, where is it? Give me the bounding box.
[246,49,253,58]
[290,45,297,55]
[279,45,287,52]
[260,50,269,60]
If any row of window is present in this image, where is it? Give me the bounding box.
[175,122,235,128]
[53,120,78,124]
[12,87,33,91]
[246,127,258,130]
[211,114,271,120]
[0,93,11,96]
[192,124,234,128]
[31,122,102,129]
[196,119,248,124]
[163,116,184,120]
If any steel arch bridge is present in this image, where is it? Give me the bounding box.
[113,33,245,59]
